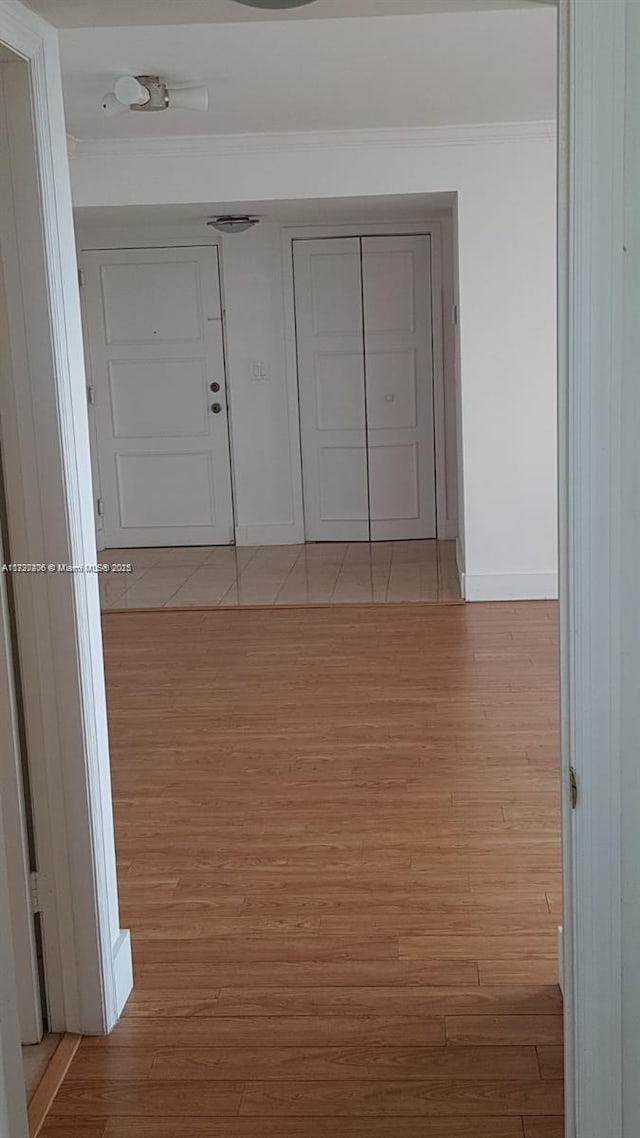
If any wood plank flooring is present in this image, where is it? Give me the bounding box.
[44,601,563,1137]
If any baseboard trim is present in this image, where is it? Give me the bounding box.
[464,571,558,602]
[112,929,133,1023]
[557,924,564,997]
[235,523,303,547]
[455,538,466,599]
[27,1033,81,1138]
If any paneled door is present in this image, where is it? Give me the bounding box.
[82,246,234,547]
[294,238,370,541]
[362,235,436,541]
[294,235,436,542]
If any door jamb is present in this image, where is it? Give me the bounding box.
[559,0,625,1133]
[0,0,131,1039]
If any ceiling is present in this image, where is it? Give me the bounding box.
[28,0,551,29]
[74,193,456,228]
[60,8,557,141]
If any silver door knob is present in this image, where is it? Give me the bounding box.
[211,403,222,414]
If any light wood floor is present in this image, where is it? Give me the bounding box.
[44,602,562,1138]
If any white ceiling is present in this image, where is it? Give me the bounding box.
[74,193,456,228]
[28,0,551,29]
[60,8,557,141]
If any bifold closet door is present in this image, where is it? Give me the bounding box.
[362,235,437,541]
[294,238,370,541]
[294,235,437,542]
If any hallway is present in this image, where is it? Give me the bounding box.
[43,602,562,1136]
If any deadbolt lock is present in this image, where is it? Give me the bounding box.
[211,402,222,414]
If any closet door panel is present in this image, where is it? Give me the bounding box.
[362,235,437,541]
[294,238,369,541]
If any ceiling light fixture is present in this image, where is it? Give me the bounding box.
[102,75,208,117]
[233,1,318,9]
[207,216,260,235]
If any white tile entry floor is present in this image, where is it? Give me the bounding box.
[99,540,461,611]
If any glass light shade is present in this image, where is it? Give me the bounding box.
[233,1,317,8]
[207,216,259,234]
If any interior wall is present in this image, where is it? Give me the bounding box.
[77,214,458,548]
[72,124,557,598]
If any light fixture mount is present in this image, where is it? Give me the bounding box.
[102,75,209,116]
[207,216,260,235]
[128,75,168,113]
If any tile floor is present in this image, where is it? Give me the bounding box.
[99,540,461,610]
[22,1033,60,1101]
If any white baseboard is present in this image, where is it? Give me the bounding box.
[455,538,466,598]
[235,523,303,547]
[557,925,564,996]
[464,571,558,602]
[111,929,133,1025]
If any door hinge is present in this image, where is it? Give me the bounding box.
[78,267,86,289]
[29,871,41,915]
[569,766,578,810]
[96,497,105,518]
[86,385,95,406]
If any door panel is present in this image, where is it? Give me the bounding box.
[83,246,234,548]
[295,235,437,543]
[294,239,369,541]
[362,235,436,541]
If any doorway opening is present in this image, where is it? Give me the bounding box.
[77,198,462,610]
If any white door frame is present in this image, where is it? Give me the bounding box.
[560,0,627,1134]
[0,0,631,1135]
[0,0,131,1058]
[281,219,457,543]
[0,518,42,1045]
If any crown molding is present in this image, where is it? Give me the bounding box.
[68,119,556,162]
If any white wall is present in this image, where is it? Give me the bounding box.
[72,121,557,598]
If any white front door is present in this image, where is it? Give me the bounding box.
[294,235,437,542]
[82,246,234,548]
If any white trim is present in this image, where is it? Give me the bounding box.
[560,0,625,1134]
[455,535,465,599]
[0,0,131,1042]
[0,805,28,1138]
[69,120,557,162]
[280,220,457,545]
[464,571,558,602]
[235,523,303,547]
[112,929,133,1020]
